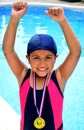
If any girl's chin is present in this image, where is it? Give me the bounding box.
[32,69,50,77]
[35,71,48,77]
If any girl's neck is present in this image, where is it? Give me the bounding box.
[36,76,46,90]
[30,71,51,90]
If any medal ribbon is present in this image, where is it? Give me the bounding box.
[33,73,49,117]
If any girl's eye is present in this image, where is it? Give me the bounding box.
[33,57,39,60]
[46,56,52,60]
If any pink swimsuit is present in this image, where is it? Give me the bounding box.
[19,69,63,130]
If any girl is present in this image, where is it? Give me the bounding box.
[2,2,81,130]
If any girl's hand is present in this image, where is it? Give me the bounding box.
[11,2,28,20]
[45,7,65,23]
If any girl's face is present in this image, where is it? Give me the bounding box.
[26,50,57,77]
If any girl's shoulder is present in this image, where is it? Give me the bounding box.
[20,68,31,87]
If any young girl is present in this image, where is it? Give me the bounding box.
[2,2,81,130]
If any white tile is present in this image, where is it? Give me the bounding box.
[0,96,20,130]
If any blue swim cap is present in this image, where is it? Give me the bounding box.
[27,34,57,55]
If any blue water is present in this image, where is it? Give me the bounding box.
[0,5,84,130]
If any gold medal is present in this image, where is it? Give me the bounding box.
[33,73,49,129]
[33,117,46,129]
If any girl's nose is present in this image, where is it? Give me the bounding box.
[40,59,46,66]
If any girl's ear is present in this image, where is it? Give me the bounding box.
[54,54,58,64]
[55,54,58,60]
[56,54,58,59]
[26,55,30,63]
[26,55,28,59]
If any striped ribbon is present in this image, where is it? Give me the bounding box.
[33,73,49,117]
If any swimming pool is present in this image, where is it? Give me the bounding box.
[0,4,84,130]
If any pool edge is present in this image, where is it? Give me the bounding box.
[0,2,84,10]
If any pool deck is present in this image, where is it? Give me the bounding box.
[0,96,20,130]
[0,0,84,8]
[0,0,84,130]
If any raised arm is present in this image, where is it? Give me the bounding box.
[2,2,28,84]
[46,8,81,92]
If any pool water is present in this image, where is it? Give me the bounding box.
[0,5,84,130]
